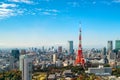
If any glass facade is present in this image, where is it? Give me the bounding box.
[107,41,113,51]
[115,40,120,50]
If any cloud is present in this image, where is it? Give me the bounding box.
[46,9,59,13]
[101,1,111,5]
[67,2,80,7]
[113,0,120,3]
[42,11,51,15]
[38,0,53,2]
[8,0,33,4]
[0,3,24,19]
[36,8,42,11]
[0,3,17,8]
[0,1,59,19]
[42,9,59,16]
[0,8,14,18]
[0,8,24,19]
[45,0,51,1]
[0,3,16,19]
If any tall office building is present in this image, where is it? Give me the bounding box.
[115,40,120,50]
[19,55,26,71]
[23,57,32,80]
[53,54,57,63]
[42,46,45,52]
[11,49,20,60]
[108,51,116,60]
[117,51,120,58]
[20,55,32,80]
[58,46,62,53]
[102,47,106,57]
[107,41,113,51]
[20,49,26,55]
[9,56,15,70]
[68,41,73,54]
[102,47,108,63]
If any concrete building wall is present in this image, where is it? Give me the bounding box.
[20,55,33,80]
[19,55,26,71]
[53,54,57,63]
[88,67,112,75]
[23,57,32,80]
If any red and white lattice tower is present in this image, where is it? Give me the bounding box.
[75,23,85,66]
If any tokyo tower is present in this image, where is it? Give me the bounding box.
[75,23,85,66]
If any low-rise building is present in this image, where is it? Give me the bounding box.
[48,74,56,80]
[87,65,112,76]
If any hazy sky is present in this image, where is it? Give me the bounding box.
[0,0,120,48]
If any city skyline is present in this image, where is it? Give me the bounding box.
[0,0,120,48]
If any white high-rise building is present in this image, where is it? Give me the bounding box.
[19,55,26,71]
[53,54,57,63]
[23,57,32,80]
[68,41,73,54]
[19,55,32,80]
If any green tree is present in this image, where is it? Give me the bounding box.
[71,66,84,74]
[104,64,110,67]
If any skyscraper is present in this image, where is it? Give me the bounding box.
[42,46,45,52]
[20,55,32,80]
[108,51,116,60]
[68,41,73,54]
[23,57,32,80]
[107,41,113,51]
[53,54,57,63]
[19,55,26,71]
[9,56,15,70]
[20,49,26,55]
[58,46,62,53]
[102,47,106,56]
[11,49,20,60]
[115,40,120,50]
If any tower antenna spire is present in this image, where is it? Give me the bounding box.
[79,21,82,30]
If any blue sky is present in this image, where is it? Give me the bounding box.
[0,0,120,48]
